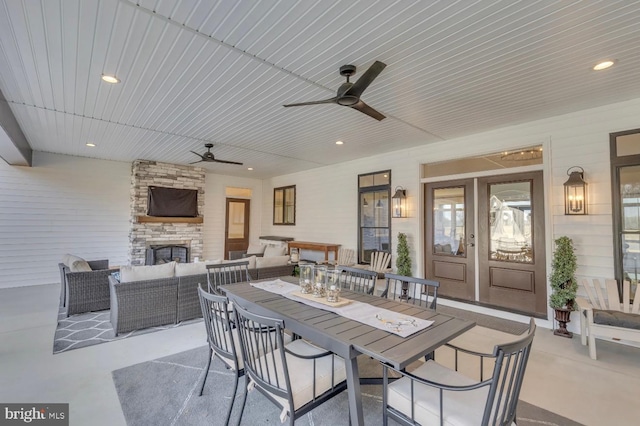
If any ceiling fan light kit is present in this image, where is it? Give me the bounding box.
[283,61,387,121]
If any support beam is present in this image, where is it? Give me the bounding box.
[0,89,32,166]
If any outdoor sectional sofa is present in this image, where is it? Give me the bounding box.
[108,258,294,335]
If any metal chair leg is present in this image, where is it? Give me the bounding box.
[224,371,240,426]
[198,347,213,396]
[235,375,249,426]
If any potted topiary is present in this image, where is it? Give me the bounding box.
[549,236,578,338]
[396,233,412,277]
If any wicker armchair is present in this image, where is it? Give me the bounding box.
[109,275,179,335]
[59,259,111,316]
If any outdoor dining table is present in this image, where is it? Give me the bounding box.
[223,276,475,426]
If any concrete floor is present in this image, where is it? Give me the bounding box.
[1,283,639,425]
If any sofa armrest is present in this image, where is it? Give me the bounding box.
[87,259,109,270]
[228,250,247,260]
[65,268,112,316]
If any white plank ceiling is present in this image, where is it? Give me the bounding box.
[1,0,639,178]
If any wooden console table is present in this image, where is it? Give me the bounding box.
[288,241,340,262]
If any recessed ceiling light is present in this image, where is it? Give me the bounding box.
[335,140,344,145]
[593,60,615,71]
[86,142,96,147]
[247,167,253,171]
[101,74,120,84]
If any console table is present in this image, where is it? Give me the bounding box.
[288,241,340,262]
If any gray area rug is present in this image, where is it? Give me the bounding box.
[53,307,201,354]
[437,305,530,335]
[113,346,583,426]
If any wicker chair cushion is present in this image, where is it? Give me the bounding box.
[593,310,640,330]
[264,245,287,257]
[70,260,92,272]
[256,255,290,268]
[120,261,176,283]
[222,256,256,269]
[175,262,208,277]
[247,242,267,254]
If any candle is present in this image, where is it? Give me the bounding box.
[316,282,322,288]
[304,279,310,284]
[330,285,336,291]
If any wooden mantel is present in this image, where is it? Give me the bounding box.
[135,216,203,224]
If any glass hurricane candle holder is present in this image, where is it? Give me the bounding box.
[326,283,340,303]
[299,264,314,294]
[313,265,327,298]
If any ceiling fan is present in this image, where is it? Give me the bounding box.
[283,61,387,121]
[190,143,243,165]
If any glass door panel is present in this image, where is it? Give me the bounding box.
[433,187,466,256]
[489,181,533,263]
[621,165,640,290]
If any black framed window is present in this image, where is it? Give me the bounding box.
[273,185,296,225]
[610,129,640,294]
[358,170,391,263]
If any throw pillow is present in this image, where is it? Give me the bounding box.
[120,261,176,283]
[256,255,290,268]
[111,271,121,282]
[263,245,287,257]
[247,242,267,255]
[175,262,208,277]
[63,253,86,267]
[70,260,92,272]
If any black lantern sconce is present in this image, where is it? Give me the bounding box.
[392,186,407,218]
[564,166,588,215]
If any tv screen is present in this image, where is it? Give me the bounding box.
[147,186,198,217]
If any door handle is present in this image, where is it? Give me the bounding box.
[467,243,475,247]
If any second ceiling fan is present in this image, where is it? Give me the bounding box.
[283,61,387,121]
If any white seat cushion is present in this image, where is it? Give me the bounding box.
[119,261,176,282]
[250,339,346,414]
[387,360,512,426]
[256,255,290,268]
[264,245,287,257]
[175,262,208,276]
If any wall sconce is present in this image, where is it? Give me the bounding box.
[564,166,588,215]
[392,186,407,218]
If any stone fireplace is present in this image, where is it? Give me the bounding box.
[128,160,205,266]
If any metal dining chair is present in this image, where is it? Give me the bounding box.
[196,285,243,425]
[381,273,440,309]
[206,260,251,294]
[233,303,348,426]
[382,318,536,426]
[335,265,378,295]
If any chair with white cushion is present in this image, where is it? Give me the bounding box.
[336,265,378,295]
[197,285,242,425]
[233,303,348,425]
[206,261,251,294]
[382,318,536,426]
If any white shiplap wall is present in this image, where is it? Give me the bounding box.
[0,152,130,288]
[0,153,264,288]
[202,173,264,261]
[262,97,640,330]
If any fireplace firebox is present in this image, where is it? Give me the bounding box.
[145,245,189,265]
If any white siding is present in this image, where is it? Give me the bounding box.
[202,173,263,261]
[262,97,640,331]
[0,152,130,288]
[0,153,264,288]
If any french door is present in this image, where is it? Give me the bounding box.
[425,171,547,317]
[224,198,250,260]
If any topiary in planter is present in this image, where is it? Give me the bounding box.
[549,236,578,337]
[396,233,412,277]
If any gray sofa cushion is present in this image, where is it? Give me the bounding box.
[593,310,640,330]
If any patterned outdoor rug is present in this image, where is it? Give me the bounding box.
[53,308,202,354]
[113,346,584,426]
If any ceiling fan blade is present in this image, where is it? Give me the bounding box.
[350,100,386,121]
[189,160,204,164]
[345,61,387,99]
[190,151,205,158]
[213,159,244,165]
[283,97,338,107]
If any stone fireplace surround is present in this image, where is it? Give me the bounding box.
[128,160,205,266]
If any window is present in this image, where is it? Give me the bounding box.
[358,170,391,264]
[273,185,295,225]
[611,129,640,295]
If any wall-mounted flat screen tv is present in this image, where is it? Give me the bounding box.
[147,186,198,217]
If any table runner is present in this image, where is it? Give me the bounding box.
[251,279,433,338]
